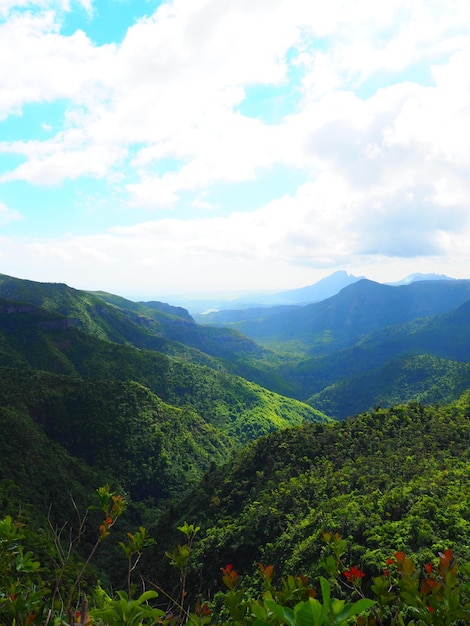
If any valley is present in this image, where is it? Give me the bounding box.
[0,270,469,623]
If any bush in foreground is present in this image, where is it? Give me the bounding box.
[1,490,469,625]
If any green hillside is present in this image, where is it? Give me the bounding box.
[0,305,327,442]
[0,273,470,624]
[3,271,470,426]
[0,400,105,527]
[0,275,329,528]
[308,354,470,419]
[0,368,233,503]
[0,273,296,394]
[206,278,470,355]
[284,300,470,418]
[148,397,470,595]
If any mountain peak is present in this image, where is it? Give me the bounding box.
[269,270,365,305]
[388,273,455,286]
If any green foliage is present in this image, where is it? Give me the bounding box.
[206,532,470,625]
[307,355,470,420]
[0,364,320,505]
[0,514,47,624]
[2,273,470,625]
[149,400,470,593]
[92,590,165,625]
[0,369,230,506]
[0,496,469,625]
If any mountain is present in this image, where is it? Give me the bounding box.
[3,270,470,427]
[194,271,363,323]
[190,277,470,419]
[194,304,301,325]
[0,297,327,442]
[214,278,470,355]
[194,272,455,325]
[3,271,470,426]
[0,273,300,394]
[261,270,364,305]
[265,297,470,418]
[228,270,364,307]
[388,272,454,286]
[0,273,249,356]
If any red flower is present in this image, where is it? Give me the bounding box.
[221,563,234,574]
[424,562,433,575]
[195,600,211,616]
[344,566,365,582]
[25,613,36,626]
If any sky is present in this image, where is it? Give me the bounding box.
[1,0,470,302]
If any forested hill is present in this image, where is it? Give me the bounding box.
[1,271,470,621]
[198,278,470,354]
[189,277,470,418]
[0,272,297,394]
[285,299,470,418]
[3,272,470,421]
[148,396,470,594]
[0,273,328,533]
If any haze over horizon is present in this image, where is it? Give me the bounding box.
[1,0,470,300]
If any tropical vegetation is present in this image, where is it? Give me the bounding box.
[0,272,469,624]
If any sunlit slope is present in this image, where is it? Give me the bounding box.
[148,396,470,591]
[0,300,328,444]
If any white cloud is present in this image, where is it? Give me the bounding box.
[0,202,21,224]
[0,135,128,185]
[2,0,470,196]
[2,182,470,298]
[0,11,112,120]
[1,0,470,294]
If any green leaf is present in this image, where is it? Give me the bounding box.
[135,590,159,604]
[264,598,296,626]
[294,598,326,626]
[334,598,376,623]
[319,577,331,613]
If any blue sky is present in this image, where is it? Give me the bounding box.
[1,0,470,301]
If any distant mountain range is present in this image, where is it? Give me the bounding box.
[206,278,470,352]
[387,272,455,286]
[193,271,454,318]
[173,270,361,314]
[1,268,470,474]
[191,275,470,418]
[223,269,365,307]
